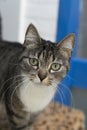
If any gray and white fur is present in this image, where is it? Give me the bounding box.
[0,24,75,130]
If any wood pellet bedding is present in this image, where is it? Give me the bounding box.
[0,102,85,130]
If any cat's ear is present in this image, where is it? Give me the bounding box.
[24,24,41,47]
[58,34,75,58]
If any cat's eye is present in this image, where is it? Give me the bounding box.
[51,63,61,71]
[29,58,38,66]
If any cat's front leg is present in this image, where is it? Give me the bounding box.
[7,113,36,130]
[10,124,34,130]
[6,105,38,130]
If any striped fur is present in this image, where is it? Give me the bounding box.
[0,24,75,130]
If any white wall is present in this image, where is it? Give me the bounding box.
[0,0,59,43]
[0,0,21,41]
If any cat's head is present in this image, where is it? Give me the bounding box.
[21,24,75,87]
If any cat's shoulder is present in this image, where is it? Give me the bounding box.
[0,40,26,55]
[0,40,25,50]
[0,40,22,47]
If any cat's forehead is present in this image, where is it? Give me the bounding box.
[29,41,63,63]
[29,45,55,62]
[34,41,54,54]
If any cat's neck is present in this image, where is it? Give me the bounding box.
[19,79,57,113]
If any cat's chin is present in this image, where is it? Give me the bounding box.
[32,81,50,87]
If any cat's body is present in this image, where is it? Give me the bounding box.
[0,24,75,130]
[0,40,24,98]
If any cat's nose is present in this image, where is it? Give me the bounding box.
[38,71,47,82]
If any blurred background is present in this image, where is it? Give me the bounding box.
[0,0,59,42]
[0,0,87,128]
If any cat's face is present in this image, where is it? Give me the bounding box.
[20,24,75,87]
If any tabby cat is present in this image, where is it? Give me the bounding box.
[0,24,75,130]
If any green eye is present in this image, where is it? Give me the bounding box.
[51,63,61,71]
[29,58,38,66]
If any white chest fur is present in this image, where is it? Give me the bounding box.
[19,80,57,113]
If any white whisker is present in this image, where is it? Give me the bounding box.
[66,74,76,82]
[60,82,75,107]
[11,78,29,109]
[1,77,24,101]
[58,86,66,103]
[0,74,26,96]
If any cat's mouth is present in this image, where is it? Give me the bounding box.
[34,81,52,87]
[30,77,52,86]
[28,73,54,87]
